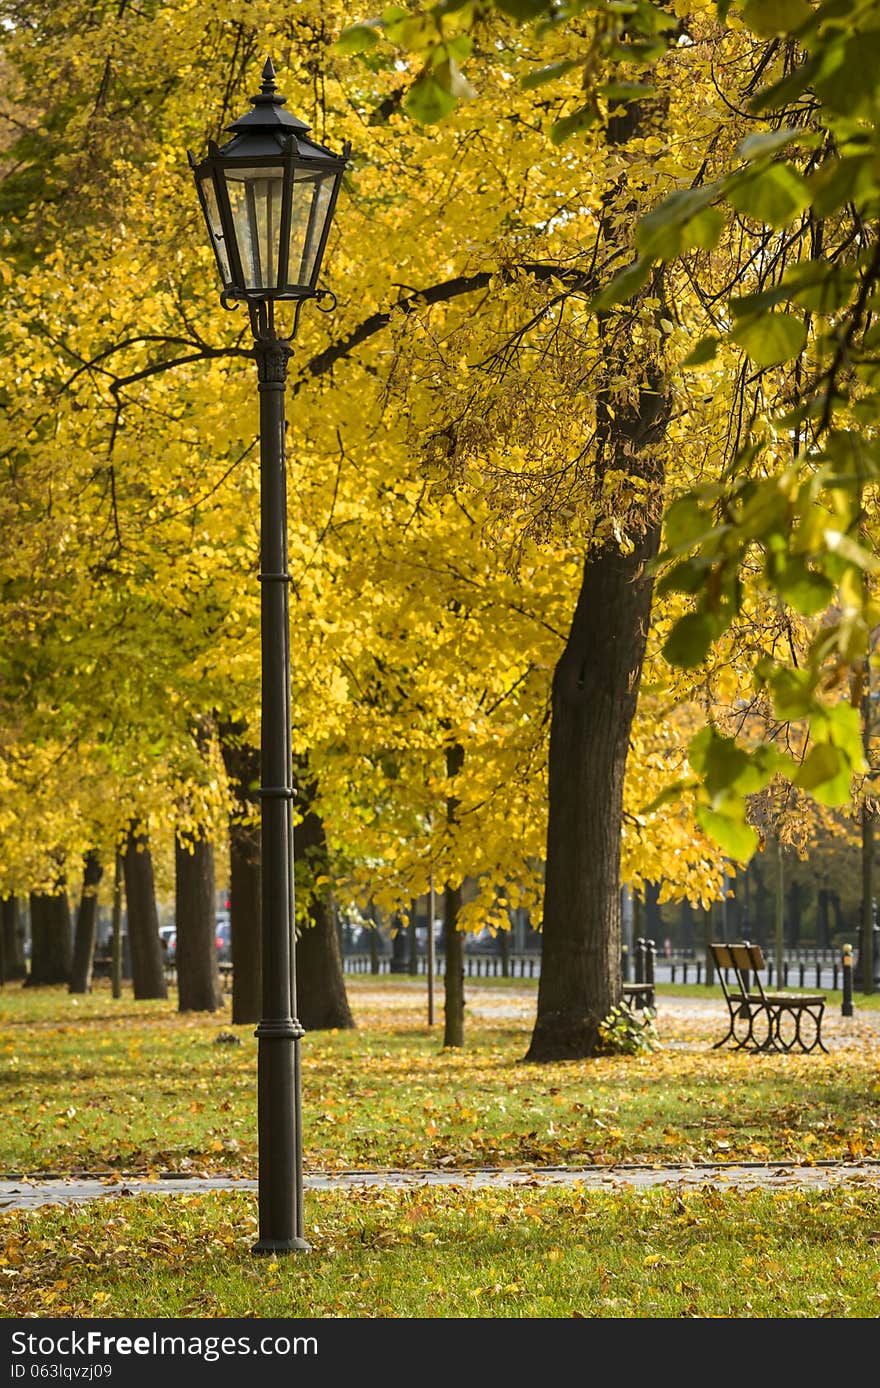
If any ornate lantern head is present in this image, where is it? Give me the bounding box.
[189,58,349,304]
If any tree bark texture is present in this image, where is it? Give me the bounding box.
[175,833,221,1012]
[443,883,464,1048]
[1,895,26,982]
[70,850,103,994]
[526,351,668,1060]
[443,741,465,1048]
[27,887,72,986]
[122,825,167,1000]
[292,773,354,1032]
[220,726,262,1025]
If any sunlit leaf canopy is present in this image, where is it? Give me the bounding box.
[1,0,877,918]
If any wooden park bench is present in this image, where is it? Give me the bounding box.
[709,941,828,1054]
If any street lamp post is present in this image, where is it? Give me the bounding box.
[189,58,348,1254]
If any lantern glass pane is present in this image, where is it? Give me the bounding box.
[289,170,336,288]
[198,174,231,283]
[224,165,285,290]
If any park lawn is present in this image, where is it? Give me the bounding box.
[2,1185,880,1318]
[1,979,879,1175]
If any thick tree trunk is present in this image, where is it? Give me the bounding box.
[122,825,167,1000]
[175,833,221,1012]
[27,886,72,986]
[443,883,465,1047]
[442,742,465,1047]
[1,896,26,982]
[292,773,354,1032]
[110,852,123,999]
[70,851,103,994]
[526,351,668,1060]
[219,726,262,1025]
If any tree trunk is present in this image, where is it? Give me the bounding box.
[369,915,380,974]
[679,899,694,955]
[69,851,103,994]
[443,742,465,1048]
[1,896,26,982]
[220,726,262,1025]
[643,879,662,944]
[786,876,804,949]
[122,824,167,1000]
[27,886,72,986]
[175,832,221,1012]
[861,802,875,995]
[408,900,419,975]
[110,852,123,999]
[526,346,668,1060]
[292,772,354,1032]
[443,882,465,1047]
[817,888,830,949]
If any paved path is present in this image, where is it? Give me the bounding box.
[3,1161,880,1209]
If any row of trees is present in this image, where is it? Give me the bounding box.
[2,1,879,1053]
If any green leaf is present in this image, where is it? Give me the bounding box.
[795,742,842,791]
[661,612,717,668]
[403,73,459,124]
[680,335,718,368]
[663,495,712,549]
[600,81,658,103]
[825,701,867,767]
[814,32,880,120]
[655,559,710,596]
[772,558,835,615]
[333,23,380,55]
[639,779,695,815]
[809,155,874,218]
[588,256,652,311]
[824,528,880,572]
[702,733,752,801]
[768,667,815,719]
[550,103,598,145]
[731,312,807,367]
[520,59,581,90]
[431,58,477,101]
[635,185,723,260]
[727,162,811,227]
[695,806,758,862]
[795,738,855,806]
[749,54,818,115]
[736,127,803,161]
[741,0,812,36]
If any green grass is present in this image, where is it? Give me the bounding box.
[1,978,879,1176]
[3,1186,880,1318]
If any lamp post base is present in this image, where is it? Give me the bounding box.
[253,1237,311,1255]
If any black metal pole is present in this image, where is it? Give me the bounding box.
[252,306,308,1255]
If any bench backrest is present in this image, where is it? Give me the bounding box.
[711,942,765,973]
[709,941,768,1004]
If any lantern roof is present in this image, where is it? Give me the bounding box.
[217,57,341,163]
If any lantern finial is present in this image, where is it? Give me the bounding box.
[260,57,278,96]
[249,56,286,111]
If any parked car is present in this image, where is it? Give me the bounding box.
[160,926,176,961]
